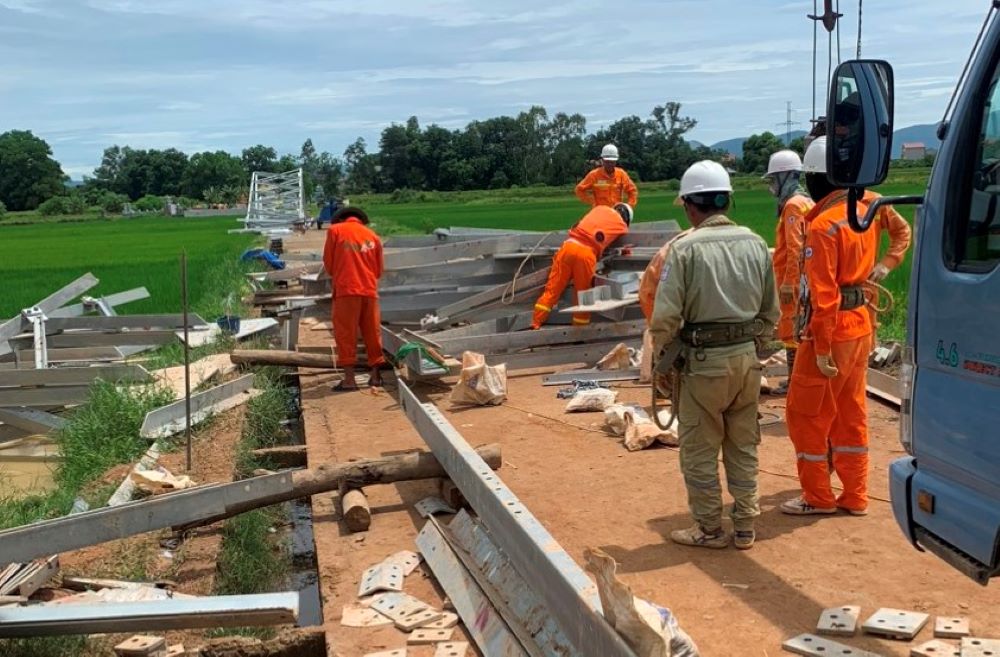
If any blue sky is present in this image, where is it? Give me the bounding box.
[0,0,988,178]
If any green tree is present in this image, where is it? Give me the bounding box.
[343,138,377,193]
[315,152,344,199]
[0,130,66,210]
[182,151,246,200]
[299,138,320,198]
[789,136,806,156]
[241,145,278,174]
[0,199,7,219]
[742,132,786,174]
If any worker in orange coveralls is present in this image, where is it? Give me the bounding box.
[575,144,639,208]
[862,189,912,347]
[781,137,879,516]
[322,207,385,391]
[531,203,633,329]
[764,149,814,394]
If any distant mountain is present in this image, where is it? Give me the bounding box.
[709,131,807,157]
[892,123,939,157]
[708,124,941,158]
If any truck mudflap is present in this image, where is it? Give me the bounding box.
[889,457,918,546]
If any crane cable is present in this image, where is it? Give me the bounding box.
[812,0,818,122]
[856,0,863,58]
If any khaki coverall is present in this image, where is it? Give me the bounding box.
[650,215,780,532]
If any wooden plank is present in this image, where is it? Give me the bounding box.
[866,368,901,407]
[0,365,152,388]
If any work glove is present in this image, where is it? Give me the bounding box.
[779,284,795,305]
[816,354,839,378]
[869,263,891,283]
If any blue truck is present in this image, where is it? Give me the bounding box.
[828,2,1000,585]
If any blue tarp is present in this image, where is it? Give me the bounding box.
[241,248,286,270]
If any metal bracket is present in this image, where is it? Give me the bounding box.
[414,497,457,518]
[358,563,404,597]
[783,634,880,657]
[369,592,443,631]
[20,307,48,369]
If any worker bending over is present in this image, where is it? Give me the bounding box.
[575,144,639,208]
[782,137,879,516]
[322,207,386,390]
[650,161,779,550]
[764,150,814,393]
[531,203,632,329]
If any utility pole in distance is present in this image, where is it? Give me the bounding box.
[775,101,801,145]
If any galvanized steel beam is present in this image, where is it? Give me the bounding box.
[47,286,149,318]
[0,274,100,355]
[432,321,643,356]
[9,330,178,350]
[541,368,641,386]
[492,339,641,372]
[0,365,152,387]
[385,236,521,270]
[0,386,92,407]
[397,381,638,657]
[140,374,258,440]
[0,408,66,434]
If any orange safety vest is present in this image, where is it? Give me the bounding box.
[322,218,384,298]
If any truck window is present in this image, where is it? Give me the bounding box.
[963,66,1000,268]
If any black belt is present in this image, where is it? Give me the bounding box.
[840,285,866,311]
[680,319,765,348]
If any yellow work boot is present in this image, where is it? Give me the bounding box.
[670,525,729,549]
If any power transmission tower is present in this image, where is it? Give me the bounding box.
[775,101,801,145]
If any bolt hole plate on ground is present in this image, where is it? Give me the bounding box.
[817,605,861,637]
[383,550,423,576]
[358,563,404,598]
[862,608,930,640]
[370,592,444,631]
[911,639,960,657]
[935,616,970,639]
[362,651,406,657]
[782,633,883,657]
[415,496,457,518]
[962,637,1000,657]
[434,641,469,657]
[408,628,454,644]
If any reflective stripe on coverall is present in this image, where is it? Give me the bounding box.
[773,194,814,345]
[322,218,386,368]
[532,206,630,328]
[575,167,639,207]
[786,192,879,512]
[650,215,779,532]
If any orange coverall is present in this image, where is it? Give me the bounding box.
[864,190,912,343]
[638,229,693,322]
[532,206,629,328]
[575,167,638,207]
[322,218,386,368]
[772,194,815,345]
[785,191,879,512]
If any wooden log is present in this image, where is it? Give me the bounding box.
[230,350,339,369]
[439,478,468,510]
[251,446,306,469]
[341,489,371,532]
[176,444,501,531]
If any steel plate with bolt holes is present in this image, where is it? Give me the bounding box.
[423,611,459,629]
[862,608,930,640]
[341,605,394,628]
[911,639,960,657]
[357,563,404,597]
[415,496,458,518]
[370,592,443,631]
[363,651,406,657]
[384,550,423,576]
[817,606,861,637]
[934,617,971,639]
[782,634,883,657]
[962,637,1000,656]
[434,642,469,657]
[408,628,454,644]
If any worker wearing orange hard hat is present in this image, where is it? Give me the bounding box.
[575,144,639,208]
[322,207,385,391]
[782,137,879,517]
[764,149,815,394]
[531,203,633,329]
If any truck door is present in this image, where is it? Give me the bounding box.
[909,31,1000,574]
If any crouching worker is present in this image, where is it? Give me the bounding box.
[650,161,779,550]
[531,203,633,329]
[322,206,386,390]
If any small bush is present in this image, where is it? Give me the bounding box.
[36,196,69,216]
[134,195,164,212]
[66,193,87,214]
[0,199,7,219]
[389,188,418,204]
[99,191,128,214]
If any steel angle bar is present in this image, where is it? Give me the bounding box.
[430,267,551,326]
[9,330,178,350]
[380,293,470,313]
[866,368,901,407]
[397,381,638,657]
[140,374,258,439]
[0,591,300,637]
[433,321,644,356]
[381,327,447,376]
[0,386,92,407]
[0,365,152,388]
[47,286,148,319]
[383,234,505,248]
[491,339,641,373]
[0,472,294,565]
[0,408,66,434]
[380,257,517,288]
[4,346,126,366]
[541,368,640,386]
[416,519,529,657]
[0,274,100,355]
[36,315,203,333]
[385,236,522,270]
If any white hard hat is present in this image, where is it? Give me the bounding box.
[764,149,803,177]
[802,136,827,174]
[613,202,633,224]
[600,144,619,161]
[675,160,733,206]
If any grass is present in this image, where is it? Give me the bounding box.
[0,637,92,657]
[0,214,256,318]
[0,381,174,530]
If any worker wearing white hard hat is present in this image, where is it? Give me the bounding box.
[575,143,638,208]
[651,160,779,551]
[764,149,815,395]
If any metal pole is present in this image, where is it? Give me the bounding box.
[181,252,192,471]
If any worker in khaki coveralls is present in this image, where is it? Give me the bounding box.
[650,161,779,550]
